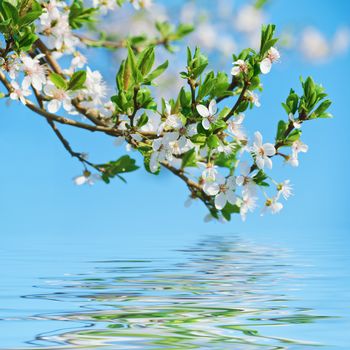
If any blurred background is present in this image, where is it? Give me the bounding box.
[0,1,350,348]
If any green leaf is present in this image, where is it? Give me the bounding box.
[68,70,86,91]
[69,0,96,29]
[253,170,269,186]
[175,23,194,38]
[1,1,19,24]
[215,152,236,168]
[137,46,155,76]
[318,112,333,119]
[127,45,142,84]
[145,60,168,82]
[221,203,240,221]
[49,73,67,90]
[136,112,149,127]
[18,10,42,26]
[207,134,220,149]
[276,120,287,141]
[181,148,197,169]
[98,155,139,184]
[314,99,332,116]
[285,129,301,145]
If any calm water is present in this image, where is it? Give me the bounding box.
[0,229,349,349]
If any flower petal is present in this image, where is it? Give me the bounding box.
[203,182,220,196]
[209,99,217,115]
[47,99,61,113]
[196,104,209,118]
[226,191,237,205]
[254,131,263,147]
[202,118,211,130]
[264,156,273,169]
[260,58,272,74]
[263,143,276,156]
[256,156,264,169]
[215,192,227,210]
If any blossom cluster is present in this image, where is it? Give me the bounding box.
[0,2,332,222]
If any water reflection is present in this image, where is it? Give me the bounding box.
[8,236,331,349]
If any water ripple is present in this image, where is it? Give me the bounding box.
[2,236,333,349]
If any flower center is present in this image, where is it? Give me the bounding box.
[179,127,186,135]
[219,184,228,193]
[258,147,265,156]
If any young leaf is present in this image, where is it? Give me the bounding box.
[181,148,197,169]
[145,60,169,83]
[68,70,86,91]
[49,73,67,90]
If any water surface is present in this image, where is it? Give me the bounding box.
[0,230,349,349]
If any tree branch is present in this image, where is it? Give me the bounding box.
[224,81,249,122]
[161,161,215,211]
[34,38,109,127]
[32,86,95,169]
[74,34,168,53]
[216,76,238,104]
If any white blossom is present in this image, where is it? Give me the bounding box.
[44,82,73,113]
[73,171,100,186]
[236,161,257,195]
[158,101,182,135]
[149,133,178,172]
[260,47,280,74]
[198,162,218,182]
[251,131,276,169]
[240,191,258,221]
[231,59,248,76]
[288,113,301,129]
[277,180,293,200]
[262,197,283,215]
[227,114,247,142]
[9,81,31,104]
[21,54,47,91]
[246,90,261,107]
[288,140,308,167]
[203,175,237,210]
[196,99,218,130]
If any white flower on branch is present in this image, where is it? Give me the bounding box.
[236,161,257,195]
[73,171,100,186]
[198,162,218,182]
[231,59,248,76]
[260,47,280,74]
[277,180,293,200]
[40,0,64,27]
[288,140,309,167]
[21,54,47,91]
[84,67,107,100]
[204,175,237,210]
[288,113,302,129]
[149,133,178,173]
[251,131,276,169]
[9,81,31,105]
[262,197,283,215]
[196,99,218,130]
[158,101,182,135]
[227,114,247,142]
[44,82,73,113]
[246,90,261,107]
[240,191,258,221]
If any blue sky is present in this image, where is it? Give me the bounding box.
[0,0,349,238]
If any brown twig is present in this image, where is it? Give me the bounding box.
[224,81,249,122]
